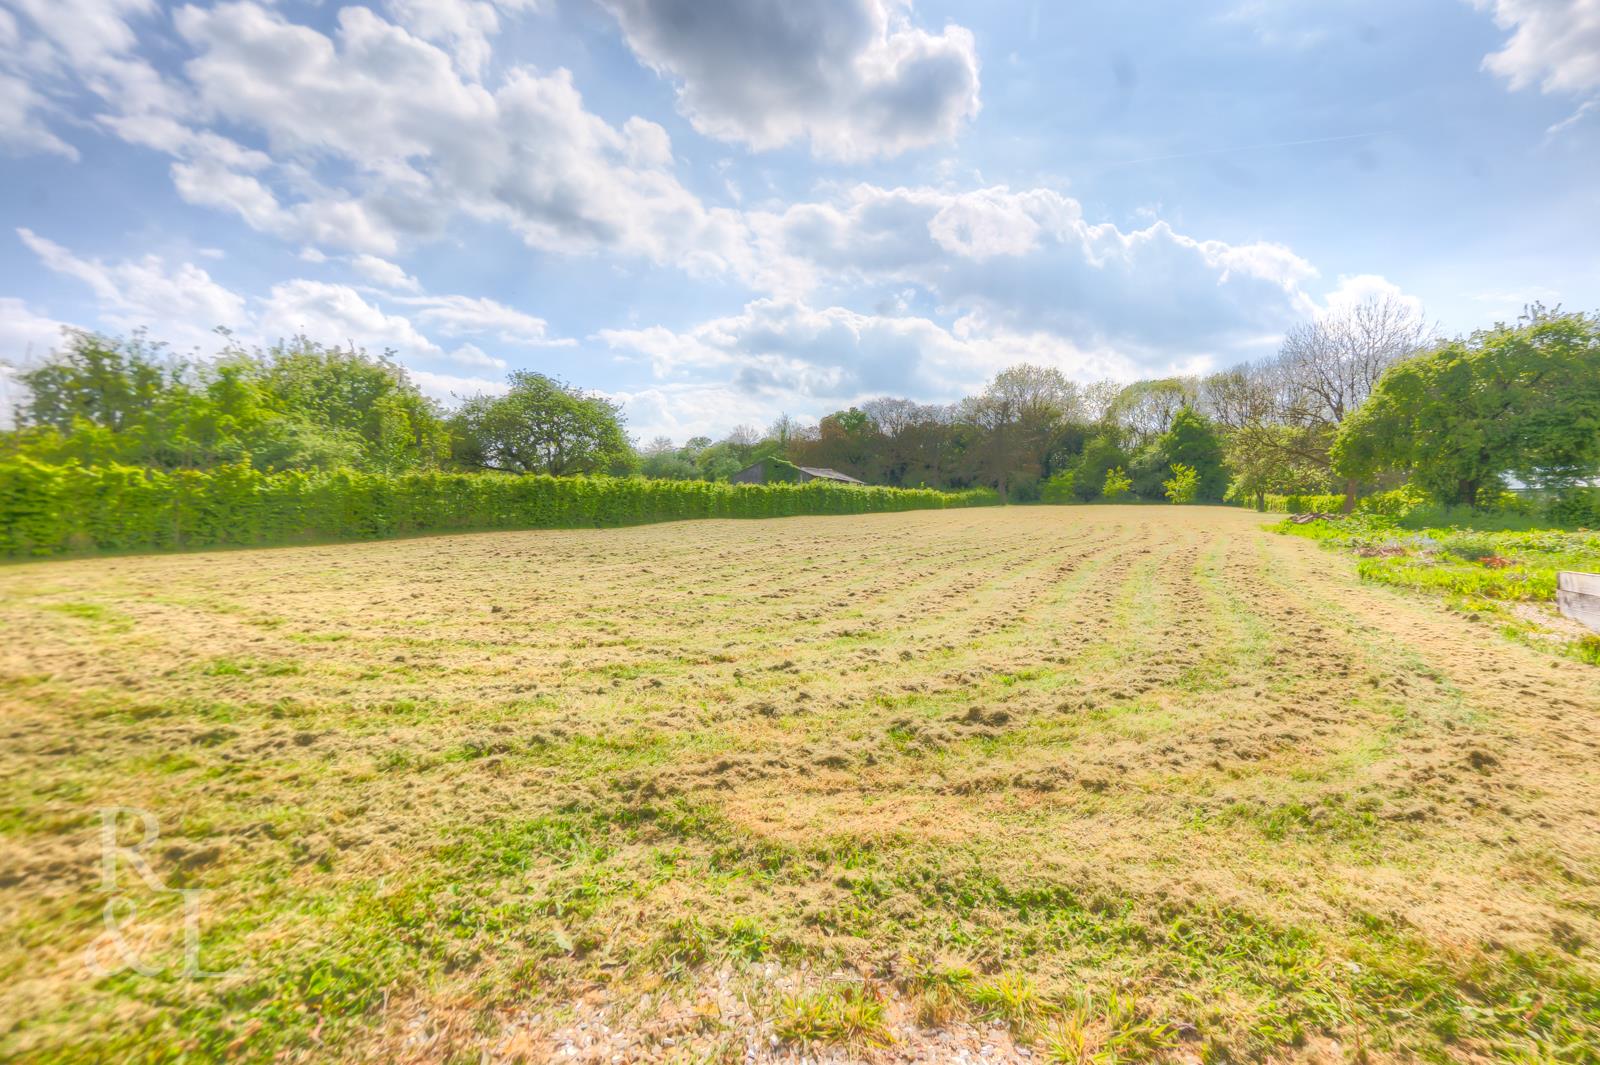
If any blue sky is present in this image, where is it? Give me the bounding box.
[1,0,1597,441]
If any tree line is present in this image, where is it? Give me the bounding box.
[4,298,1598,513]
[658,299,1599,512]
[4,335,632,479]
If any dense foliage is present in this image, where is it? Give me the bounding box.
[7,333,450,472]
[638,424,793,482]
[1103,466,1132,500]
[1333,307,1600,506]
[784,370,1230,504]
[0,458,997,557]
[450,371,635,476]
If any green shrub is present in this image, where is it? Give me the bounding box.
[1358,485,1429,520]
[1102,467,1132,501]
[1282,493,1345,514]
[1162,463,1199,504]
[1390,504,1561,532]
[0,458,1000,558]
[1548,489,1600,528]
[1040,470,1077,504]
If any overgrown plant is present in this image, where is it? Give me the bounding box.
[1040,469,1077,504]
[1102,466,1133,501]
[775,984,893,1048]
[1162,463,1199,504]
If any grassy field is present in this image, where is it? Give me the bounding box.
[1277,516,1600,666]
[3,506,1599,1063]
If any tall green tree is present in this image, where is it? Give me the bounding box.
[958,364,1082,499]
[1156,407,1229,502]
[1333,308,1600,506]
[255,338,450,472]
[17,331,177,435]
[1071,435,1130,501]
[639,437,699,480]
[1107,377,1196,445]
[451,371,634,476]
[853,399,973,488]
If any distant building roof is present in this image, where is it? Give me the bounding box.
[729,459,868,486]
[796,466,865,485]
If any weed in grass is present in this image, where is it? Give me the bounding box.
[969,972,1043,1034]
[1039,990,1176,1064]
[774,983,893,1048]
[901,959,977,1027]
[46,601,109,621]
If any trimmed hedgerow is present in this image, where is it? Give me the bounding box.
[1258,493,1347,515]
[0,458,1000,558]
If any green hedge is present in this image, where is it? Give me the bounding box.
[1259,489,1435,516]
[1547,488,1600,528]
[1257,484,1597,528]
[1259,493,1347,514]
[0,459,1000,557]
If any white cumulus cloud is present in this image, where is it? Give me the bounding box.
[443,342,508,370]
[408,367,510,403]
[256,279,441,360]
[395,293,571,346]
[1474,0,1600,94]
[18,226,246,350]
[167,2,754,268]
[596,297,1165,411]
[757,184,1320,371]
[597,0,980,160]
[351,254,422,293]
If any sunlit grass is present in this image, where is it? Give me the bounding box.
[4,508,1599,1062]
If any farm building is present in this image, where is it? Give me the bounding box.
[730,458,866,486]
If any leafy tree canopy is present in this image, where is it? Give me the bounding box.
[9,332,449,473]
[1333,307,1600,506]
[1070,435,1130,502]
[1157,407,1229,502]
[450,371,634,477]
